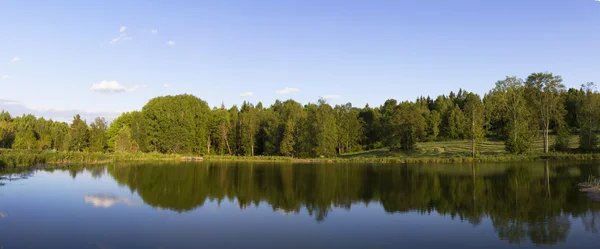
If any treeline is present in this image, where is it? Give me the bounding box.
[1,72,600,157]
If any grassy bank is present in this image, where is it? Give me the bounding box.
[1,136,599,168]
[0,149,181,169]
[203,153,600,164]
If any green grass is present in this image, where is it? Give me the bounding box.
[0,135,596,168]
[341,135,580,158]
[335,135,598,164]
[0,149,181,169]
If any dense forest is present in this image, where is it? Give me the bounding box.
[1,72,600,157]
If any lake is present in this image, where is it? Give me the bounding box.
[1,161,600,248]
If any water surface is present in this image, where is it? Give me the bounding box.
[1,161,600,248]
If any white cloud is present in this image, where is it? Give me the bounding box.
[151,29,158,34]
[0,212,7,218]
[322,94,342,101]
[90,80,145,93]
[239,92,254,97]
[109,33,132,45]
[84,195,135,208]
[10,57,20,63]
[120,26,127,33]
[0,98,21,105]
[163,83,169,88]
[0,98,123,122]
[276,87,300,95]
[1,75,9,79]
[166,40,175,46]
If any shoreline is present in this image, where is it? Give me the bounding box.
[3,149,600,169]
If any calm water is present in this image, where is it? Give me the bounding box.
[1,162,600,249]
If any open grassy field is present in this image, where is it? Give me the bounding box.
[341,135,580,159]
[417,135,580,155]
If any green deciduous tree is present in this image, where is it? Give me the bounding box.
[280,120,295,157]
[335,103,364,154]
[463,93,485,157]
[387,101,425,151]
[68,114,90,152]
[487,77,537,154]
[525,72,566,153]
[130,111,149,153]
[578,83,600,152]
[115,126,133,153]
[239,102,259,156]
[12,130,36,150]
[428,110,441,141]
[143,94,211,154]
[448,105,465,139]
[51,122,68,151]
[107,112,133,152]
[89,117,108,152]
[313,99,338,156]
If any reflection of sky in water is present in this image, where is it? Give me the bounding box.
[84,195,136,208]
[0,163,599,249]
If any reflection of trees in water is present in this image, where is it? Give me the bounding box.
[0,171,33,186]
[59,162,600,245]
[581,211,600,234]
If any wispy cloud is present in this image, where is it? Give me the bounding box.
[276,87,300,95]
[119,26,127,33]
[0,98,123,122]
[151,29,158,34]
[10,57,20,63]
[84,195,136,208]
[239,92,254,97]
[90,80,145,93]
[0,98,21,105]
[0,212,7,218]
[163,83,169,88]
[322,94,342,101]
[109,33,132,45]
[166,40,175,46]
[1,75,9,79]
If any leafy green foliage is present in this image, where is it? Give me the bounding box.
[578,83,600,152]
[115,126,133,153]
[463,93,485,157]
[143,94,211,154]
[553,126,571,152]
[525,72,566,153]
[0,71,595,158]
[67,114,90,152]
[89,117,108,152]
[12,130,36,150]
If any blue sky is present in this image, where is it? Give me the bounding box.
[1,0,600,121]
